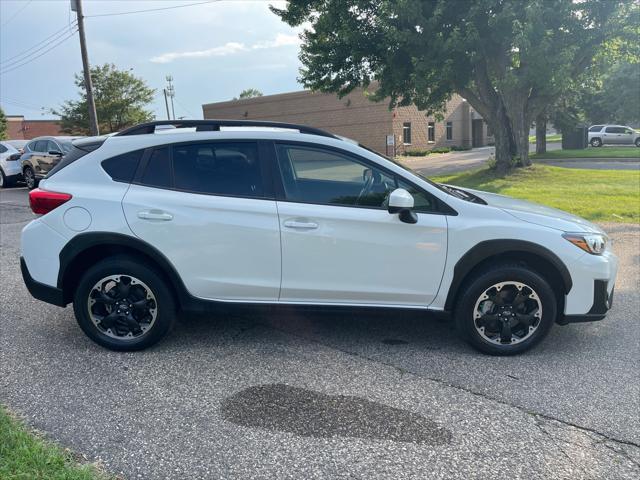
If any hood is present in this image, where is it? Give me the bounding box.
[460,187,604,234]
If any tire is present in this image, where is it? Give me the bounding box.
[590,138,602,147]
[635,138,640,147]
[23,166,38,190]
[454,264,556,355]
[0,169,6,189]
[73,255,177,351]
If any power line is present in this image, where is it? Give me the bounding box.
[174,96,196,118]
[85,0,220,18]
[0,99,47,113]
[0,0,33,29]
[0,27,78,76]
[1,21,77,68]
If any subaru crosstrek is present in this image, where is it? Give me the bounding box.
[20,120,618,354]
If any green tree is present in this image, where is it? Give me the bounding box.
[234,88,263,100]
[55,64,155,134]
[273,0,634,173]
[0,106,7,140]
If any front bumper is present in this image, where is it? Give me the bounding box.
[560,280,614,324]
[20,257,66,307]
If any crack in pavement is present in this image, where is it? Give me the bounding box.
[255,321,640,452]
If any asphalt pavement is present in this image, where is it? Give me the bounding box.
[1,187,639,479]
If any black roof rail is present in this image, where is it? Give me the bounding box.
[114,119,339,139]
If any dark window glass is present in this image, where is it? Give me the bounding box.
[427,122,435,142]
[403,122,412,144]
[172,142,263,197]
[0,144,7,153]
[34,140,48,152]
[141,147,171,188]
[276,144,397,208]
[25,141,36,152]
[486,122,493,137]
[47,140,61,153]
[446,122,453,140]
[102,150,144,183]
[589,125,603,132]
[605,126,624,133]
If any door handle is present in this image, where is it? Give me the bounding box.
[138,210,173,221]
[283,219,318,230]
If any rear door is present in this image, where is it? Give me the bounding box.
[122,140,281,302]
[604,126,624,144]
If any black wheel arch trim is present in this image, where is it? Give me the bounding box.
[21,257,66,307]
[444,239,573,312]
[58,232,196,308]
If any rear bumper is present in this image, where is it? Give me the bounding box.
[20,256,66,307]
[560,279,614,324]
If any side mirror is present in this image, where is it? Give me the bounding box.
[388,188,418,224]
[48,150,63,156]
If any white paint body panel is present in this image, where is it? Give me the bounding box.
[122,184,281,301]
[277,201,447,305]
[20,129,618,318]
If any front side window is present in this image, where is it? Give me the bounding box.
[34,140,48,152]
[172,142,263,197]
[275,144,437,212]
[446,122,453,140]
[428,122,435,142]
[403,122,412,144]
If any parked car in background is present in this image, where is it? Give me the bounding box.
[0,140,28,188]
[588,125,640,147]
[20,136,82,189]
[20,120,617,355]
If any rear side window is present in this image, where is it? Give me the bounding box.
[0,144,7,153]
[101,150,144,183]
[141,147,171,188]
[605,126,624,133]
[173,142,262,197]
[34,140,48,152]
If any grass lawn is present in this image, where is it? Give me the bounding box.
[432,165,640,223]
[532,147,640,159]
[528,134,562,143]
[0,406,108,480]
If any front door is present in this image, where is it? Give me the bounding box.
[122,141,281,302]
[273,143,448,307]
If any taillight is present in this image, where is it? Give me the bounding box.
[29,188,72,215]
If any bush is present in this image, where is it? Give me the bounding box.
[430,147,452,154]
[451,145,472,151]
[404,149,431,156]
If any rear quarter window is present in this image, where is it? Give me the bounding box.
[45,139,106,179]
[101,149,145,183]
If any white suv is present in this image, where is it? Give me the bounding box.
[20,120,618,354]
[588,125,640,147]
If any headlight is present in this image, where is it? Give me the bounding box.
[563,233,607,255]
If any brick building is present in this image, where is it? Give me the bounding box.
[6,115,64,140]
[202,89,493,155]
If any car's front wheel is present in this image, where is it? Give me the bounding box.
[23,166,38,190]
[73,256,176,351]
[635,138,640,147]
[590,138,602,147]
[455,264,556,355]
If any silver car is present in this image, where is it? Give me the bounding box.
[0,140,28,188]
[588,125,640,147]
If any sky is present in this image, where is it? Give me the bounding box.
[0,0,305,120]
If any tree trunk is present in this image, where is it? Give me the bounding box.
[535,114,547,154]
[491,106,513,175]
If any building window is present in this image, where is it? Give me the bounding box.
[486,122,493,137]
[427,122,435,142]
[402,122,412,144]
[446,121,453,140]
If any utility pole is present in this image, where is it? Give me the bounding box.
[163,89,171,120]
[165,76,175,120]
[71,0,99,135]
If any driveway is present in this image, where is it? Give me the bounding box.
[1,187,639,479]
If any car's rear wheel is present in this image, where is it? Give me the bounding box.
[23,166,37,190]
[590,138,602,147]
[73,256,176,351]
[0,169,7,188]
[635,138,640,147]
[455,264,556,355]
